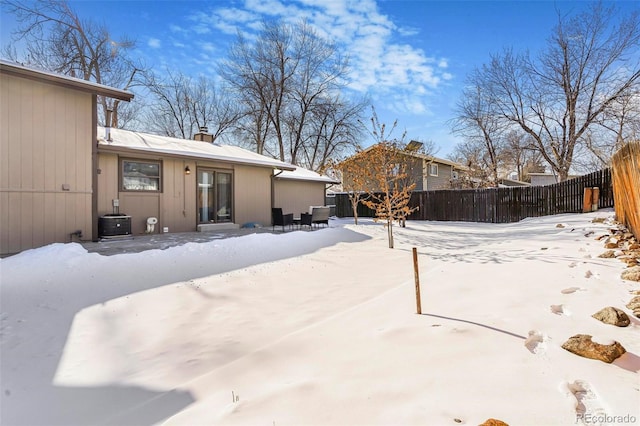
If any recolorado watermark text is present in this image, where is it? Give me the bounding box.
[576,413,637,424]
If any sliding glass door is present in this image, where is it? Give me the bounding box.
[197,169,233,223]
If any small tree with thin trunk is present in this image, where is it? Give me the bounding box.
[361,142,417,248]
[359,109,417,248]
[334,155,370,225]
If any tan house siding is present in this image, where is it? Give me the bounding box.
[97,151,119,216]
[161,159,196,234]
[1,73,93,255]
[233,165,272,226]
[98,154,198,234]
[274,179,326,216]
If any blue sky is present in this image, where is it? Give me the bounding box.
[2,0,638,157]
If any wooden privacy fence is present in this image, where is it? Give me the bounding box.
[334,169,613,224]
[612,142,640,239]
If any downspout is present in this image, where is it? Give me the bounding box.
[271,169,284,209]
[325,183,336,203]
[91,94,99,241]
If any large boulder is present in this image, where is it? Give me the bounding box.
[592,307,630,327]
[561,334,626,363]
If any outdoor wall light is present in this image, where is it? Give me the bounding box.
[185,165,191,175]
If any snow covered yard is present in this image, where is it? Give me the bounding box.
[1,211,639,426]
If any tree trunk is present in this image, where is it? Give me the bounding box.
[387,219,394,249]
[350,197,359,225]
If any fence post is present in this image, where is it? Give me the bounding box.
[583,187,594,213]
[591,187,600,211]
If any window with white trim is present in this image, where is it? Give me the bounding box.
[121,159,162,191]
[429,163,438,176]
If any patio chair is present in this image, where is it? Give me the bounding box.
[272,207,294,231]
[310,206,330,228]
[300,212,313,229]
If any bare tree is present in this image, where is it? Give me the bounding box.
[144,69,241,141]
[143,70,192,139]
[584,89,640,166]
[219,31,272,155]
[450,76,505,187]
[501,130,546,182]
[219,19,363,169]
[302,95,367,171]
[4,0,145,127]
[449,140,495,187]
[480,3,640,181]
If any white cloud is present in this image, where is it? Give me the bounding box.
[244,0,296,17]
[200,42,216,53]
[181,0,452,117]
[398,26,420,37]
[148,38,161,49]
[169,24,186,34]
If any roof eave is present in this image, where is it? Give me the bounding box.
[357,144,466,170]
[275,176,341,184]
[0,60,134,101]
[98,143,296,170]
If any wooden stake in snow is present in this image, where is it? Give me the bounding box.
[413,247,422,314]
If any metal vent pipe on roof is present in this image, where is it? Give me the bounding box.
[105,108,113,141]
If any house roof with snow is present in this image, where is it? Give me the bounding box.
[273,167,340,184]
[98,127,296,171]
[0,60,134,101]
[528,172,581,186]
[498,178,531,187]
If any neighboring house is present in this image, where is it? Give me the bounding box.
[413,153,467,191]
[1,60,133,256]
[1,60,335,256]
[529,173,579,186]
[341,142,467,192]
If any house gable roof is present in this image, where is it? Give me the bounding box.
[98,127,296,171]
[356,143,468,170]
[0,60,134,101]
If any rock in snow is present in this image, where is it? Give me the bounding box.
[561,334,626,363]
[626,296,640,318]
[591,307,630,327]
[621,266,640,282]
[480,419,510,426]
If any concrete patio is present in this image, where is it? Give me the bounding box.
[81,224,320,256]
